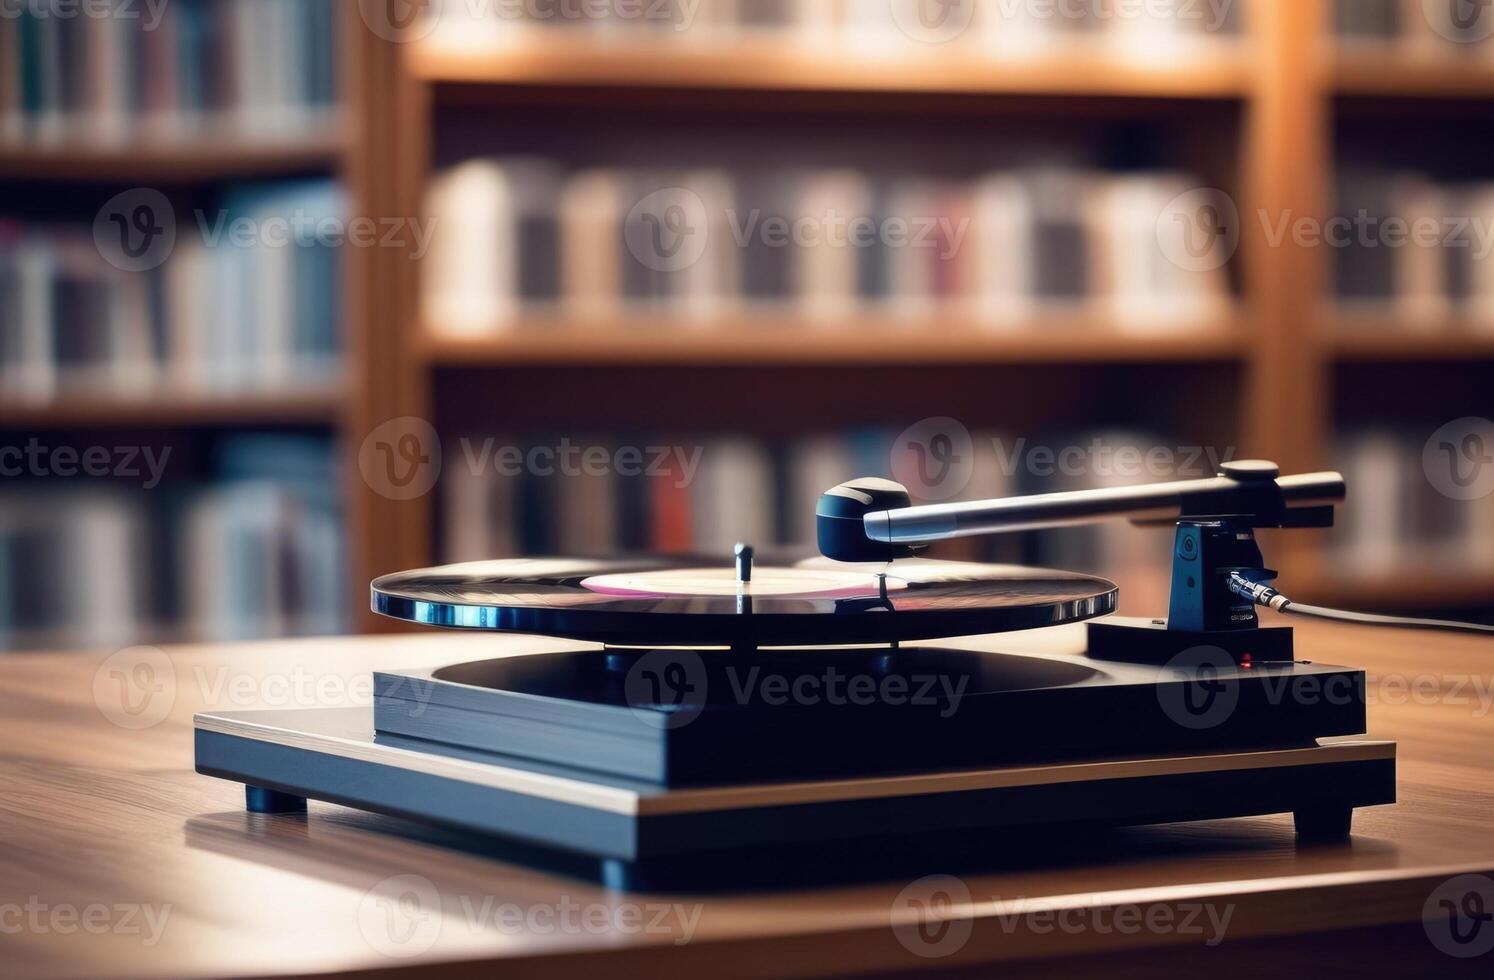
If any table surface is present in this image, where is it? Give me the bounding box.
[3,616,1493,979]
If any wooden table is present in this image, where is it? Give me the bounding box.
[3,617,1494,978]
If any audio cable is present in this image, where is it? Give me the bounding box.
[1227,571,1494,636]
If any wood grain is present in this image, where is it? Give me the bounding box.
[3,618,1493,978]
[408,34,1255,100]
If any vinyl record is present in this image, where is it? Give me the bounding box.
[371,555,1117,646]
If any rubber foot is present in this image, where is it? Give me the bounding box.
[1294,806,1353,843]
[246,785,307,815]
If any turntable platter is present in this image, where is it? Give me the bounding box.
[371,556,1118,646]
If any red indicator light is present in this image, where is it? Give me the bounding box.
[1241,653,1254,669]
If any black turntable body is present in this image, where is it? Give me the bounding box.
[372,638,1368,787]
[194,463,1397,887]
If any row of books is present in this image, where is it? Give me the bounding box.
[0,0,339,146]
[1332,428,1494,577]
[1337,0,1494,53]
[0,181,344,402]
[1336,171,1494,327]
[424,160,1234,335]
[440,428,1176,611]
[426,0,1243,54]
[0,435,344,652]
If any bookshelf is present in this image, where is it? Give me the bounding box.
[6,1,1489,647]
[0,1,371,650]
[0,135,350,182]
[416,317,1248,366]
[1331,55,1494,98]
[342,0,1494,628]
[409,33,1256,99]
[0,391,347,430]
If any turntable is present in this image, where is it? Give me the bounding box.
[195,461,1400,887]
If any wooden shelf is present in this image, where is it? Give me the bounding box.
[417,316,1247,366]
[0,131,348,181]
[411,35,1254,100]
[1325,314,1494,360]
[0,390,347,429]
[1331,55,1494,99]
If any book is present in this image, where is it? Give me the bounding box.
[1390,175,1453,326]
[561,168,625,320]
[1,0,339,147]
[427,159,520,333]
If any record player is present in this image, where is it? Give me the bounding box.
[195,460,1397,887]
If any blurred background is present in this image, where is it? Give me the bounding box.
[2,0,1493,652]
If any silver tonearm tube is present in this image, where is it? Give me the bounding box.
[863,469,1347,546]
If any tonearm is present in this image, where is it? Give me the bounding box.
[818,460,1349,662]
